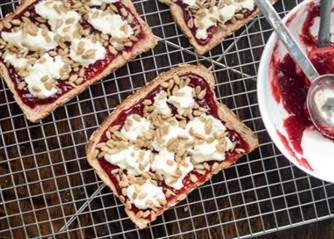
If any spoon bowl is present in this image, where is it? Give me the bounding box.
[307,75,334,138]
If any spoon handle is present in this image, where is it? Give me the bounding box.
[255,0,319,82]
[317,0,333,48]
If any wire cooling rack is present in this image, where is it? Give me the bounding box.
[1,0,333,238]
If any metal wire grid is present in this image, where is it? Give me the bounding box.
[0,0,333,238]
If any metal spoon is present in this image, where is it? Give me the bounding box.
[255,0,334,138]
[317,0,332,48]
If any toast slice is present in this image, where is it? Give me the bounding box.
[86,64,258,228]
[160,0,277,55]
[0,0,157,122]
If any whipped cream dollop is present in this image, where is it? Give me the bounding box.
[1,27,57,51]
[70,38,106,67]
[154,91,172,115]
[105,145,151,176]
[168,85,195,115]
[152,152,193,190]
[127,180,166,209]
[120,114,151,141]
[186,115,234,163]
[88,9,134,39]
[35,1,82,40]
[3,52,66,98]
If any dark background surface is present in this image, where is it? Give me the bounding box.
[0,0,333,238]
[260,218,334,239]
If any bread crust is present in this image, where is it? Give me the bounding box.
[0,0,157,122]
[160,0,278,55]
[86,64,258,228]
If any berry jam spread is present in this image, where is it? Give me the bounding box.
[271,2,334,169]
[175,0,256,46]
[96,73,250,216]
[1,0,144,108]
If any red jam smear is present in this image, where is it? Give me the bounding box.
[276,130,313,171]
[0,0,144,108]
[96,73,250,218]
[299,3,318,47]
[174,0,256,46]
[270,2,334,169]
